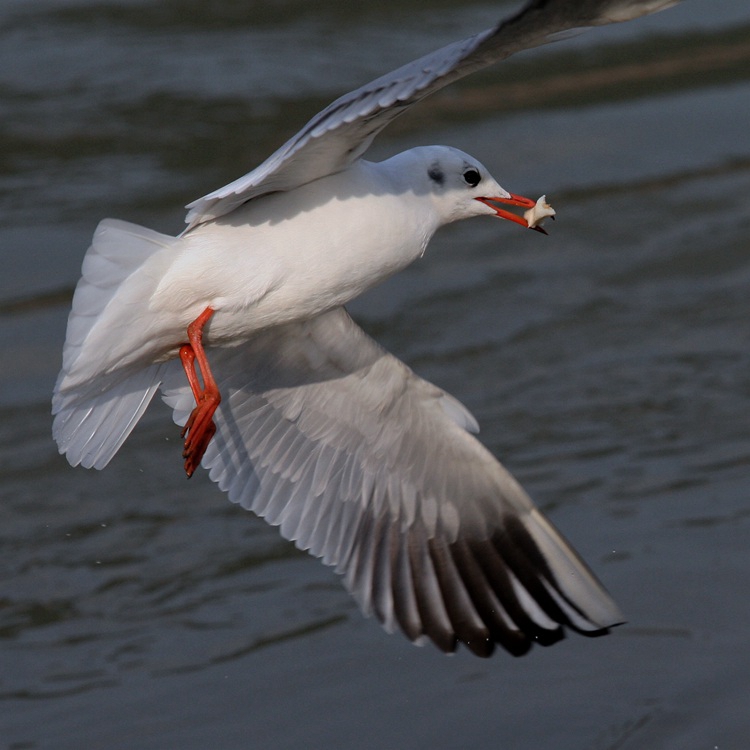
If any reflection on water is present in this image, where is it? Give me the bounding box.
[1,1,750,749]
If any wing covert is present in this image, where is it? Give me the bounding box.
[160,307,622,656]
[184,0,678,229]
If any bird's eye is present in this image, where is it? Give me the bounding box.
[463,168,481,187]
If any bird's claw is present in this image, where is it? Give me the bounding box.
[181,394,219,477]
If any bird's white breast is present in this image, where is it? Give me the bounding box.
[156,161,440,345]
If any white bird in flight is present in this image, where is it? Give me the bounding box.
[53,0,679,657]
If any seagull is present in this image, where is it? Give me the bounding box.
[53,0,679,657]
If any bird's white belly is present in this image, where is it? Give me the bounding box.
[159,173,436,348]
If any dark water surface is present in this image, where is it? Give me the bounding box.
[2,1,750,748]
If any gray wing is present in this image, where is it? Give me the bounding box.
[160,307,623,657]
[184,0,678,229]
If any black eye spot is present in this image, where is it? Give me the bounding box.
[463,168,481,187]
[428,164,444,185]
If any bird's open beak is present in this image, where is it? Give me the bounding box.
[476,194,549,234]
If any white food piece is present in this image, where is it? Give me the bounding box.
[525,195,556,229]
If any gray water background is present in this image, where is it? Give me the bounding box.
[1,1,750,748]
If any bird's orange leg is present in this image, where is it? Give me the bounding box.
[178,306,221,478]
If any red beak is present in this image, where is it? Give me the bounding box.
[475,193,549,235]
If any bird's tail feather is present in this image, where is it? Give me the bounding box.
[52,362,167,469]
[59,219,176,376]
[53,219,178,469]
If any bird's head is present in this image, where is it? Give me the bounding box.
[387,145,552,233]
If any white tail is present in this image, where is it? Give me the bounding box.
[53,219,177,469]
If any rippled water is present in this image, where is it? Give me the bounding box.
[2,1,750,748]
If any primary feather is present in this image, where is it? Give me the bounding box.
[160,308,623,656]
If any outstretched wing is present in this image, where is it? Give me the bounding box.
[184,0,678,229]
[160,307,622,657]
